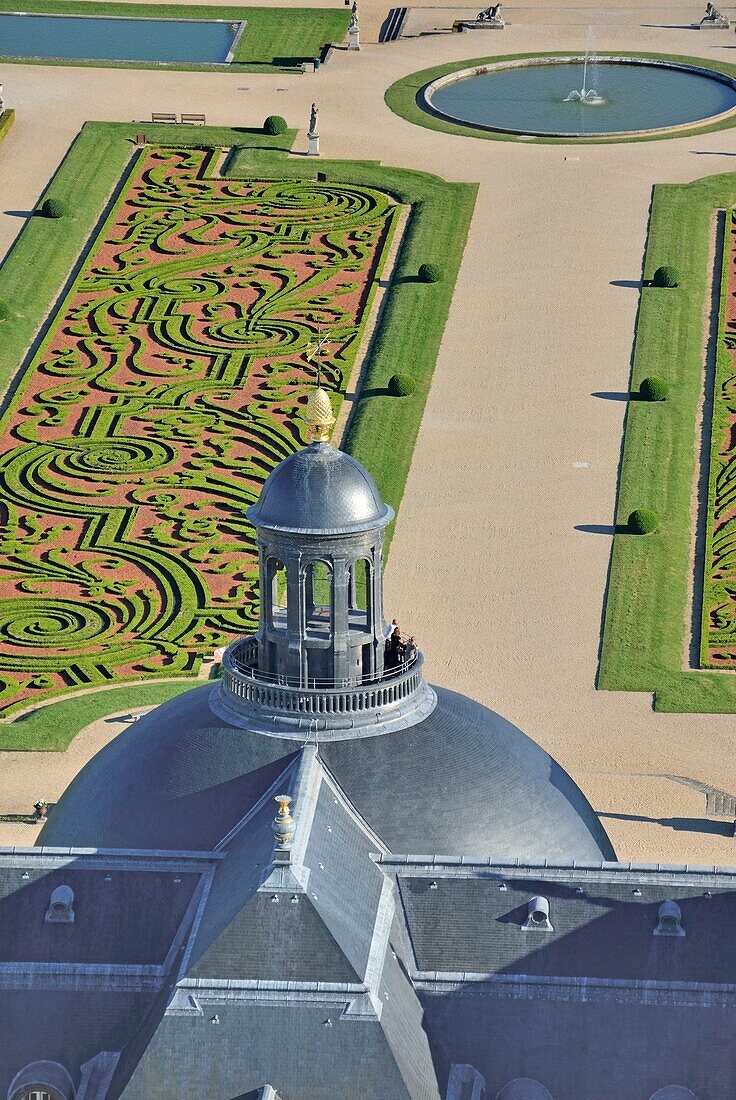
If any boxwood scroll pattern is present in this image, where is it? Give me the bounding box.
[0,146,397,713]
[704,209,736,665]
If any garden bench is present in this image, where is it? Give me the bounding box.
[151,112,177,124]
[180,113,206,125]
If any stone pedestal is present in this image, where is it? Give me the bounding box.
[349,25,360,48]
[308,132,320,156]
[475,15,504,27]
[700,14,729,25]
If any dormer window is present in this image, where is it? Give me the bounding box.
[8,1060,75,1100]
[44,885,74,924]
[653,900,685,937]
[522,896,553,932]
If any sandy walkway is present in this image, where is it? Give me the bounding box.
[1,9,736,862]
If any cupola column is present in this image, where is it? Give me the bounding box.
[246,387,395,689]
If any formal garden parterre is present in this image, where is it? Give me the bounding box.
[0,144,400,714]
[0,124,475,741]
[701,208,736,668]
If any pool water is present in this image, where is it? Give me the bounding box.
[428,61,736,135]
[0,11,238,64]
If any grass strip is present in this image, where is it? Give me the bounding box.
[0,680,197,750]
[0,1,349,71]
[225,150,478,550]
[599,170,736,712]
[386,51,736,145]
[0,110,14,143]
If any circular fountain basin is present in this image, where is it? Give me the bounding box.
[422,57,736,137]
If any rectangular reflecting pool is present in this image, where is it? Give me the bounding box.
[0,12,240,64]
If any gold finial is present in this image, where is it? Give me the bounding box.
[272,794,296,849]
[304,386,335,444]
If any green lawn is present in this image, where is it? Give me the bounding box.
[0,1,350,71]
[386,52,736,144]
[599,171,736,712]
[0,679,200,750]
[0,124,476,747]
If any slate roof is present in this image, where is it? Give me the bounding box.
[299,768,386,982]
[183,769,295,977]
[0,989,155,1100]
[189,885,361,984]
[0,862,199,965]
[109,750,441,1100]
[320,687,614,862]
[0,848,217,1100]
[38,697,300,851]
[247,441,393,535]
[395,872,736,983]
[39,684,614,864]
[117,1000,419,1100]
[420,991,736,1100]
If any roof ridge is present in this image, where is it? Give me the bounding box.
[215,757,299,852]
[315,753,390,856]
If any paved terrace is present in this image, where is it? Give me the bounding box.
[1,0,736,862]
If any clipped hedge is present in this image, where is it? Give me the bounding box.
[652,264,679,288]
[628,508,659,534]
[263,115,288,136]
[388,372,416,397]
[639,376,669,401]
[38,198,68,219]
[418,262,443,283]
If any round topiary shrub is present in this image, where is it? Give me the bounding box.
[263,115,287,136]
[38,198,67,219]
[628,508,660,534]
[388,373,416,397]
[639,376,669,402]
[418,262,443,284]
[652,265,679,288]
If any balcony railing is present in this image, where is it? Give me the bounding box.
[220,636,424,718]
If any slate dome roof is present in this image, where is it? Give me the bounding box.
[247,442,393,534]
[39,683,615,863]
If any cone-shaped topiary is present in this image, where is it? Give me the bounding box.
[418,262,443,284]
[263,115,287,135]
[628,508,659,534]
[388,372,416,397]
[640,376,669,402]
[38,198,67,219]
[652,265,679,288]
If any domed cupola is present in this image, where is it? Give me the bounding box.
[213,388,436,738]
[248,390,392,536]
[38,389,615,865]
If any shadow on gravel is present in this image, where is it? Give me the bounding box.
[591,391,630,401]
